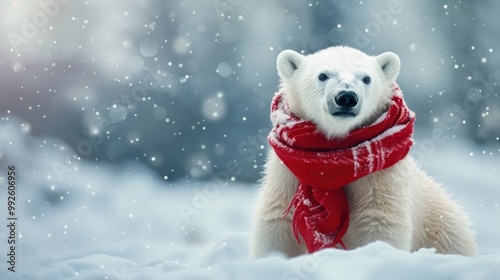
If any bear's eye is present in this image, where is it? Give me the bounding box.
[318,73,328,81]
[362,76,371,84]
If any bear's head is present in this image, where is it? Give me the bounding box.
[277,46,401,138]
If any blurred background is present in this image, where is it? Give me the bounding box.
[1,0,499,182]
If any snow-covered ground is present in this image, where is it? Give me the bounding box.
[1,117,499,280]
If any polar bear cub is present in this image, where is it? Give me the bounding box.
[251,46,476,258]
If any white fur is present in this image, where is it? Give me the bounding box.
[251,46,476,258]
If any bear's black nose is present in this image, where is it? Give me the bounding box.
[335,91,358,108]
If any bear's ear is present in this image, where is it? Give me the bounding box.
[376,52,401,82]
[277,50,304,81]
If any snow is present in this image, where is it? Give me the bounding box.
[313,231,334,247]
[1,118,500,280]
[363,141,374,173]
[1,0,499,278]
[351,145,360,177]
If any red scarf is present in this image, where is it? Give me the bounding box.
[268,83,415,253]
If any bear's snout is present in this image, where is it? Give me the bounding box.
[326,91,359,118]
[335,91,358,108]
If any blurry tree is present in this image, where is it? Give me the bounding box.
[435,0,500,143]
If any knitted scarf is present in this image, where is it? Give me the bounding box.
[268,83,415,253]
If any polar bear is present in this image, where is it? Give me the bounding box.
[251,46,476,258]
